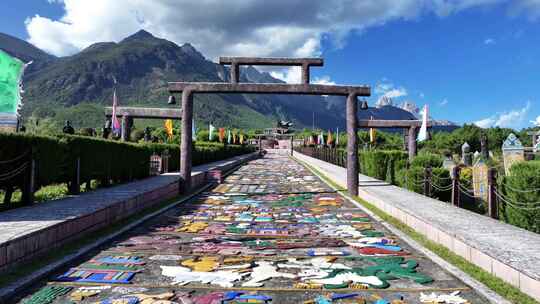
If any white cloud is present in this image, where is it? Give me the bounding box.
[531,115,540,126]
[384,88,408,98]
[474,117,497,128]
[484,38,496,45]
[269,67,302,84]
[474,101,532,129]
[312,76,336,85]
[25,0,538,58]
[419,92,425,98]
[375,80,408,99]
[439,98,448,106]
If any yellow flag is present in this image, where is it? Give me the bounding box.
[164,119,173,139]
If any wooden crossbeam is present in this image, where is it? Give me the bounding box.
[105,107,182,119]
[168,82,370,96]
[219,57,323,67]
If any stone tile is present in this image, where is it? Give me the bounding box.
[520,273,540,302]
[453,238,471,261]
[438,231,454,251]
[492,259,520,287]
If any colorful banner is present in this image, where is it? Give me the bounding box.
[327,130,333,146]
[164,119,173,139]
[192,119,197,141]
[209,123,215,141]
[111,89,121,133]
[218,128,225,143]
[417,104,428,142]
[0,50,25,115]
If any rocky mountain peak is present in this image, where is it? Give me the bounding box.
[121,29,156,42]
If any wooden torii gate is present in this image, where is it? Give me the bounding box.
[168,57,371,195]
[358,119,432,161]
[105,106,182,141]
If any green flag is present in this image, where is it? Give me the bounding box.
[0,50,26,114]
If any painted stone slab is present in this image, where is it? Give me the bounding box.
[56,269,136,284]
[502,133,524,175]
[472,158,488,201]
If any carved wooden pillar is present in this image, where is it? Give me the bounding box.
[408,126,417,161]
[180,89,193,193]
[301,63,310,84]
[346,93,359,196]
[230,63,239,83]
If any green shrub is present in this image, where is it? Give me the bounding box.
[411,153,443,168]
[396,167,424,194]
[500,161,540,233]
[0,133,255,206]
[359,150,407,183]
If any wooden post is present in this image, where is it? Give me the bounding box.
[301,63,310,84]
[121,115,129,141]
[346,93,359,196]
[180,89,193,193]
[424,166,432,197]
[290,136,294,156]
[451,166,461,207]
[408,126,417,162]
[21,154,35,205]
[69,157,81,194]
[230,63,239,83]
[488,168,498,219]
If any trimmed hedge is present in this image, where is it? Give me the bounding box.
[359,150,408,184]
[0,133,255,199]
[500,161,540,233]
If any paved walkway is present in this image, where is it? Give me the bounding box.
[293,151,540,302]
[0,154,254,247]
[17,153,489,303]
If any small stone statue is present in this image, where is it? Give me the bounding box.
[461,142,472,166]
[144,127,152,142]
[102,119,111,138]
[480,132,489,159]
[62,120,75,135]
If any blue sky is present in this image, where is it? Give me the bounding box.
[1,0,540,129]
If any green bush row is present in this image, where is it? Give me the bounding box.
[359,150,408,184]
[0,133,255,194]
[500,161,540,233]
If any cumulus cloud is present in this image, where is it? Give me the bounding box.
[484,38,496,45]
[312,76,336,85]
[439,98,448,106]
[26,0,540,60]
[531,115,540,126]
[375,80,408,99]
[474,101,532,129]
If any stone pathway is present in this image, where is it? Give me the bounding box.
[17,154,489,303]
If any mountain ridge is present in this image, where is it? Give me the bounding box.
[0,30,457,131]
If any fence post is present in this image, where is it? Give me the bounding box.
[290,136,293,156]
[451,166,461,207]
[21,151,35,205]
[488,168,498,219]
[424,166,432,197]
[69,157,81,194]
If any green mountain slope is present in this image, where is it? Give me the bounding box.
[10,30,344,130]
